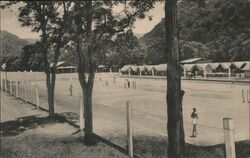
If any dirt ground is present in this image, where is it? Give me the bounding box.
[1,92,249,158]
[0,92,129,158]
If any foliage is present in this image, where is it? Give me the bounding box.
[1,55,19,71]
[15,1,73,116]
[1,41,45,71]
[106,29,144,67]
[140,0,250,63]
[0,31,29,59]
[21,42,44,71]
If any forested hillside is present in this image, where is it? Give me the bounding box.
[140,0,250,63]
[0,30,29,58]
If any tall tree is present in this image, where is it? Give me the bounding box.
[70,1,155,145]
[113,29,144,66]
[15,1,71,116]
[165,0,185,158]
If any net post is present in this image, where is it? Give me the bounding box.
[5,79,8,92]
[0,73,3,90]
[24,81,27,102]
[242,89,245,103]
[35,85,40,109]
[10,80,12,95]
[16,81,19,98]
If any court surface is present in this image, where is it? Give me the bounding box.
[3,72,250,146]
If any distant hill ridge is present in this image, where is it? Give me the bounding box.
[0,30,38,58]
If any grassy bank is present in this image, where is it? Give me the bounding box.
[107,135,250,158]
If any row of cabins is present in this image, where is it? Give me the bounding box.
[38,59,250,78]
[120,64,167,76]
[120,61,250,78]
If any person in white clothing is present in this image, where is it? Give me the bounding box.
[191,108,198,137]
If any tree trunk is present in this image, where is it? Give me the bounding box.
[42,38,55,116]
[46,73,53,116]
[40,5,55,116]
[83,83,94,145]
[165,0,185,158]
[77,66,95,145]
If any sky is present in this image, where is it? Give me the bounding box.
[0,2,164,39]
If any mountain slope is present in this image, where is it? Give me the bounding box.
[0,30,29,57]
[139,0,250,62]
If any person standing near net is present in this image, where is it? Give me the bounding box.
[231,77,235,88]
[69,84,73,96]
[127,79,130,88]
[191,108,198,137]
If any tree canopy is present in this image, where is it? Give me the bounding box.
[140,0,250,63]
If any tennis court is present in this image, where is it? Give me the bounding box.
[2,72,249,146]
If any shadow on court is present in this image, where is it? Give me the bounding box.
[0,114,67,137]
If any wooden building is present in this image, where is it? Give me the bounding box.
[242,62,250,78]
[50,61,76,73]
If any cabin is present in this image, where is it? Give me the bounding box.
[145,65,156,76]
[154,64,167,76]
[120,65,131,75]
[138,65,147,76]
[232,61,248,78]
[50,61,76,73]
[195,63,213,77]
[209,63,220,72]
[242,62,250,78]
[97,65,109,72]
[130,65,140,75]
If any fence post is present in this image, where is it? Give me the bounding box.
[24,81,27,102]
[35,85,40,109]
[79,95,84,131]
[242,89,245,103]
[228,68,231,79]
[0,74,3,90]
[223,118,236,158]
[5,79,8,92]
[247,89,249,103]
[16,81,19,98]
[184,68,186,78]
[113,76,116,84]
[126,101,133,158]
[54,97,56,111]
[132,81,136,89]
[10,80,12,95]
